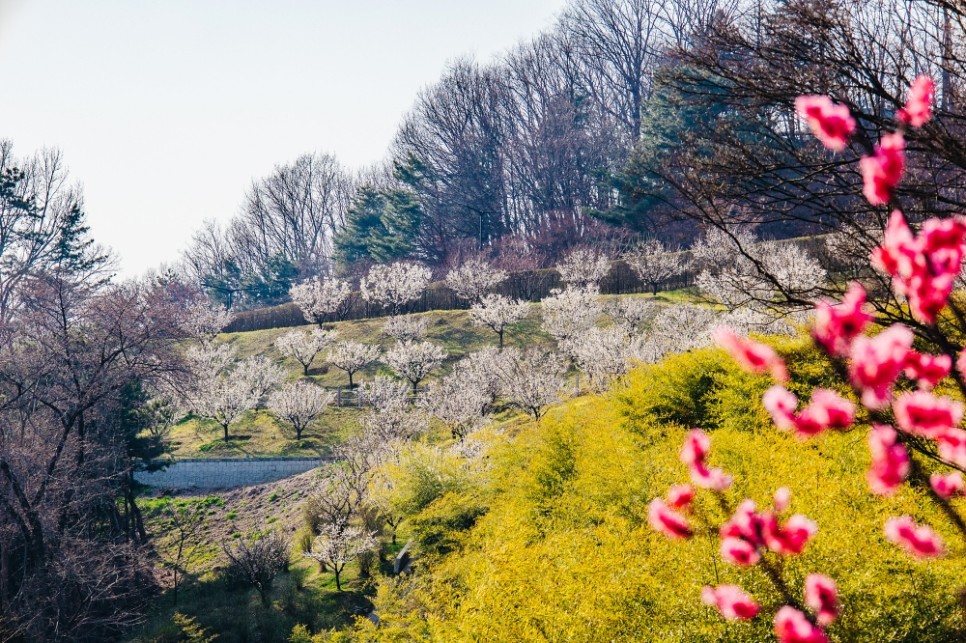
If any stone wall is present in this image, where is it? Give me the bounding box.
[135,457,331,490]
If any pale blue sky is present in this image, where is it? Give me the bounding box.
[0,0,567,276]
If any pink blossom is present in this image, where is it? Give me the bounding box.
[793,389,855,437]
[714,327,788,382]
[812,283,872,356]
[903,351,951,389]
[804,574,839,627]
[764,385,798,431]
[720,500,765,546]
[859,132,905,206]
[795,95,856,152]
[848,324,914,408]
[872,210,918,278]
[774,606,829,643]
[666,484,695,510]
[680,429,733,491]
[938,428,966,469]
[871,211,966,323]
[866,424,910,496]
[774,487,792,513]
[761,513,818,556]
[893,391,964,439]
[647,498,692,540]
[721,536,760,566]
[885,515,944,558]
[897,75,935,128]
[702,584,761,620]
[957,350,966,383]
[930,471,965,499]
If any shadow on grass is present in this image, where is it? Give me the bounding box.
[130,564,373,643]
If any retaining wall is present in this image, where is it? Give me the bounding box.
[135,457,330,490]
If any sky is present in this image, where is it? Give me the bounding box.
[0,0,568,277]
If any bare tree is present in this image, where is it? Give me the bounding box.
[222,531,290,606]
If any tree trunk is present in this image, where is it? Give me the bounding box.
[334,568,342,591]
[223,423,230,441]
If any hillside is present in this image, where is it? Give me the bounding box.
[136,336,966,642]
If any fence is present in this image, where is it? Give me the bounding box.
[224,259,697,334]
[329,386,428,408]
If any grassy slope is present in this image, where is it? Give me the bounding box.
[167,291,697,459]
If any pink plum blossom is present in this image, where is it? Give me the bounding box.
[764,385,798,431]
[714,327,788,382]
[792,389,855,437]
[761,513,818,556]
[896,75,935,128]
[666,484,695,510]
[866,424,910,496]
[884,515,945,558]
[859,132,905,206]
[721,536,760,566]
[903,351,951,389]
[812,283,872,356]
[893,391,964,439]
[680,429,733,491]
[774,605,829,643]
[938,428,966,469]
[847,324,914,408]
[929,471,965,499]
[794,95,856,152]
[720,500,765,546]
[647,498,692,540]
[702,585,761,620]
[804,574,840,627]
[773,487,792,513]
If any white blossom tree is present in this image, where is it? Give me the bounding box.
[540,286,602,346]
[555,247,612,288]
[179,300,233,346]
[605,297,657,331]
[637,304,718,361]
[360,261,432,315]
[445,256,508,303]
[359,377,428,444]
[569,326,634,392]
[494,348,566,420]
[623,239,684,294]
[186,354,282,442]
[274,328,336,375]
[304,524,376,591]
[384,340,447,393]
[469,294,530,349]
[326,341,381,388]
[383,314,431,342]
[268,381,336,440]
[693,228,825,312]
[422,370,491,439]
[184,343,235,382]
[290,277,352,326]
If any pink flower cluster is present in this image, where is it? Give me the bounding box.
[713,327,788,382]
[896,75,935,128]
[680,429,733,490]
[872,210,966,323]
[884,516,944,558]
[651,433,837,639]
[719,492,818,566]
[794,95,856,152]
[860,133,905,206]
[763,386,855,437]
